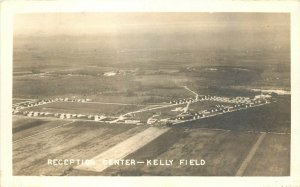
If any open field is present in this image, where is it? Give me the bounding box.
[177,96,290,133]
[189,100,231,112]
[69,97,291,176]
[13,35,290,104]
[13,117,49,136]
[243,134,290,176]
[71,128,289,176]
[76,127,169,172]
[13,119,71,142]
[12,13,290,176]
[13,119,147,175]
[20,101,146,116]
[100,129,259,176]
[129,103,186,122]
[13,117,49,130]
[13,99,33,104]
[12,95,291,176]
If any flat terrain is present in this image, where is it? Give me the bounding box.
[243,134,290,176]
[13,99,33,104]
[12,95,290,176]
[13,118,68,141]
[189,100,231,112]
[75,127,169,172]
[130,103,186,122]
[70,128,290,176]
[178,96,291,133]
[70,96,290,176]
[21,101,147,116]
[98,128,259,176]
[13,117,49,131]
[13,120,147,175]
[12,13,290,176]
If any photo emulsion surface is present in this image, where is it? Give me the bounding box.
[12,13,291,176]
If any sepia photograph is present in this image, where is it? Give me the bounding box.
[11,12,291,176]
[1,1,300,187]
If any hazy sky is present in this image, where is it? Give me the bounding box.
[14,13,289,36]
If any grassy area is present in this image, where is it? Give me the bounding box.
[13,119,50,133]
[13,119,68,141]
[13,99,32,104]
[13,35,290,102]
[132,104,185,122]
[177,96,290,133]
[12,117,49,130]
[99,128,259,176]
[189,100,230,112]
[13,121,147,175]
[243,134,290,176]
[12,18,290,176]
[21,101,146,116]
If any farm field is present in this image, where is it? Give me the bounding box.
[75,127,169,173]
[98,128,259,176]
[13,116,49,130]
[13,119,147,175]
[243,134,290,176]
[13,118,69,141]
[70,128,290,176]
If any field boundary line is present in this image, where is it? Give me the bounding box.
[75,127,169,172]
[59,101,156,106]
[13,98,36,101]
[266,132,290,135]
[13,121,75,143]
[124,103,183,116]
[235,132,267,176]
[182,86,199,98]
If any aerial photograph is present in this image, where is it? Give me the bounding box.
[12,13,290,176]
